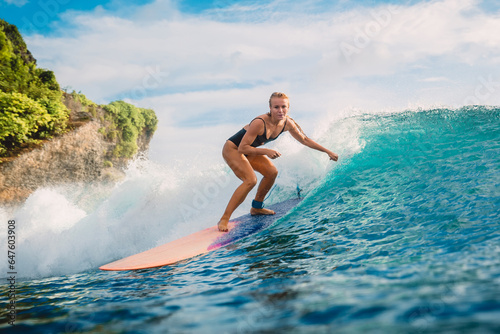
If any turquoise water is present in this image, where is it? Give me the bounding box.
[1,106,500,333]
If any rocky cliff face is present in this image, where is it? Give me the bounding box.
[0,20,157,206]
[0,94,155,206]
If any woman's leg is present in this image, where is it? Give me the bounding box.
[218,141,258,231]
[247,155,278,215]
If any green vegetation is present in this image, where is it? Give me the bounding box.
[0,19,68,156]
[102,101,158,158]
[0,19,158,160]
[69,90,98,118]
[68,92,159,158]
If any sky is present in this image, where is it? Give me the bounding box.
[2,0,500,162]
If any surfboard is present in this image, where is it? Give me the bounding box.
[99,198,302,271]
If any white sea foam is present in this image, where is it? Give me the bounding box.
[0,110,369,279]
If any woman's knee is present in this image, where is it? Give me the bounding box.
[264,166,278,180]
[243,175,258,189]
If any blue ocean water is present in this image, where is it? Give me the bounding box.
[1,106,500,333]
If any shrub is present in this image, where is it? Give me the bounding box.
[0,92,49,154]
[0,20,69,157]
[103,101,158,158]
[0,20,158,159]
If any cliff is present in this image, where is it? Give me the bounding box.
[0,20,158,205]
[0,92,158,206]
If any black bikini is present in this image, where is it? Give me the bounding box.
[228,117,287,147]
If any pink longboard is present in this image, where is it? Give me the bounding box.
[99,198,301,271]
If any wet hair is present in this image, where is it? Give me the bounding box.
[268,92,290,107]
[266,92,306,137]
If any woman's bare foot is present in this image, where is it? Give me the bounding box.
[250,207,275,216]
[218,218,229,232]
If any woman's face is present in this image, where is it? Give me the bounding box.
[269,97,289,121]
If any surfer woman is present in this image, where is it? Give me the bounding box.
[218,92,338,232]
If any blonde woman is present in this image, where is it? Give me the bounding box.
[218,92,338,232]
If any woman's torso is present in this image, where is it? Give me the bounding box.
[228,115,288,147]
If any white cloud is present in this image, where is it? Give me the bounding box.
[25,0,500,130]
[3,0,28,7]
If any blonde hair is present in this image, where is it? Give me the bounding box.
[267,92,306,137]
[268,92,290,107]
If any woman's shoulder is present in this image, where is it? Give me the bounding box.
[249,114,269,125]
[254,114,269,121]
[244,115,267,131]
[284,115,297,129]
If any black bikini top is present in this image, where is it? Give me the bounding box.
[249,117,287,147]
[227,116,288,148]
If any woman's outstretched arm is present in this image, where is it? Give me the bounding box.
[287,118,338,161]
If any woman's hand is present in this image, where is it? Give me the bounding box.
[266,149,281,159]
[327,150,339,161]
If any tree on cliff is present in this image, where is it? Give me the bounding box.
[0,19,158,161]
[0,18,68,157]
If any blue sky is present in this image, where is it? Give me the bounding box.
[2,0,500,161]
[2,0,498,35]
[1,0,415,38]
[1,0,151,34]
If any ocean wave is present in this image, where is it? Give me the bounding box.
[1,106,498,279]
